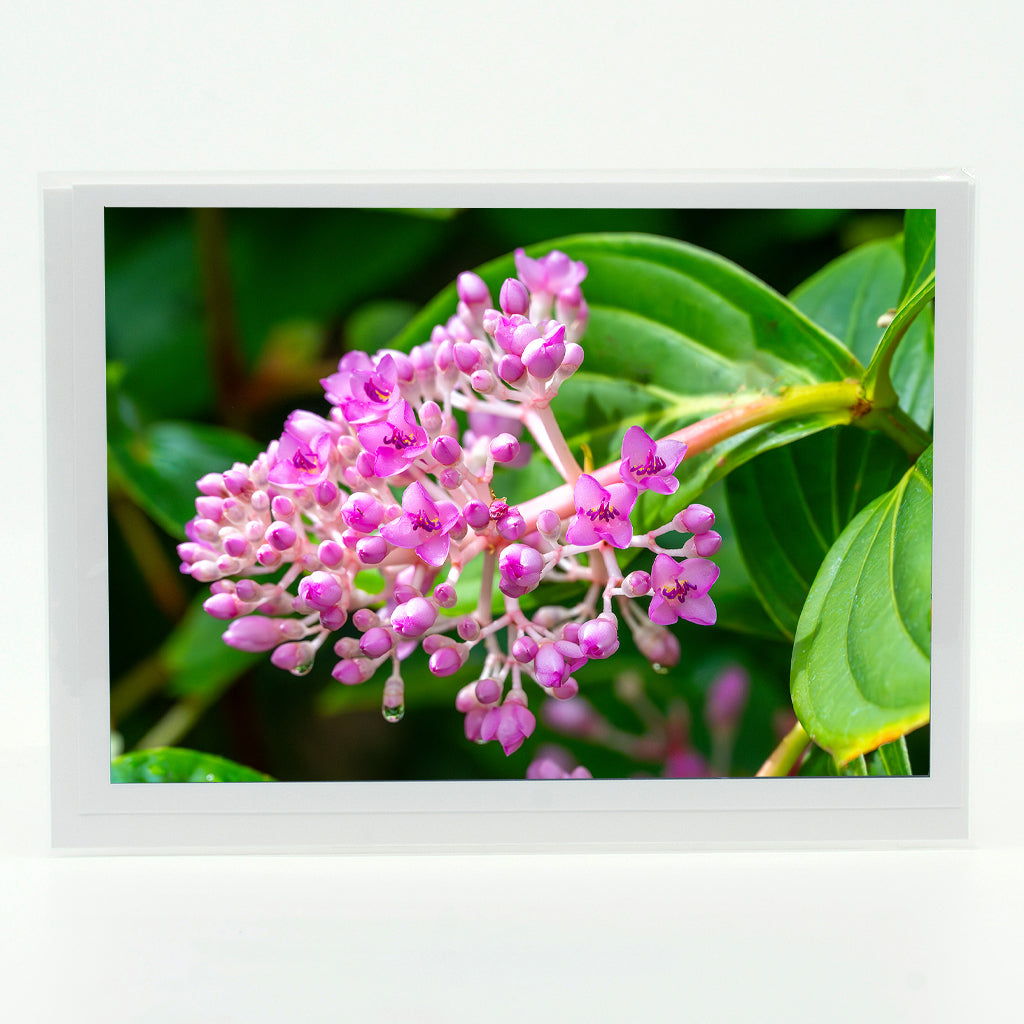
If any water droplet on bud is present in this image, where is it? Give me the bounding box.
[382,703,405,723]
[652,662,669,675]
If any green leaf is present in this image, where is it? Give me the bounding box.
[162,595,261,698]
[111,747,272,783]
[868,736,913,776]
[901,210,936,302]
[108,421,261,538]
[725,427,909,639]
[862,271,935,418]
[789,236,934,429]
[790,447,932,765]
[391,233,863,516]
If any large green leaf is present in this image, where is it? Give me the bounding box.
[725,235,930,639]
[391,233,863,518]
[790,447,932,765]
[791,236,933,429]
[725,427,908,639]
[108,421,260,538]
[900,209,936,302]
[111,747,272,783]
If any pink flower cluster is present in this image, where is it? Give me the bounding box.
[179,248,723,767]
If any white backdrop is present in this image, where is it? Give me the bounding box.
[2,2,1022,1020]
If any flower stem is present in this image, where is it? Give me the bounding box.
[756,720,811,777]
[523,403,583,483]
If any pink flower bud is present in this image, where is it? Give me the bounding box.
[454,340,481,373]
[541,695,600,737]
[534,643,568,688]
[298,571,344,611]
[623,570,652,597]
[675,504,716,535]
[315,479,339,508]
[197,472,227,496]
[419,400,443,433]
[352,608,378,631]
[470,369,495,393]
[431,435,462,466]
[271,641,316,675]
[359,626,394,658]
[578,615,619,659]
[512,636,539,663]
[496,508,526,541]
[203,592,239,620]
[480,691,536,756]
[356,536,387,565]
[497,354,525,383]
[429,644,469,677]
[457,616,480,641]
[463,500,490,529]
[682,531,722,557]
[499,278,530,316]
[489,433,521,464]
[391,597,437,638]
[475,678,502,705]
[271,495,294,519]
[195,496,224,521]
[422,634,453,656]
[551,678,579,701]
[457,271,491,308]
[433,583,458,608]
[318,540,344,567]
[636,625,681,669]
[332,658,374,685]
[266,521,297,551]
[536,509,561,539]
[498,543,545,597]
[223,616,288,652]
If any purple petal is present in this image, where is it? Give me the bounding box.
[566,516,599,547]
[651,554,681,590]
[573,473,607,512]
[680,557,720,596]
[415,533,451,568]
[677,592,717,626]
[648,595,677,625]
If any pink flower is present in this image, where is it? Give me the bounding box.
[266,410,337,490]
[379,481,460,567]
[340,353,401,424]
[566,474,638,549]
[356,400,429,478]
[513,248,588,295]
[480,691,536,756]
[648,554,719,626]
[619,425,687,495]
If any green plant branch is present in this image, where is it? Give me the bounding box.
[862,271,935,411]
[756,720,811,777]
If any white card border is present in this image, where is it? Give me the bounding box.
[45,172,973,851]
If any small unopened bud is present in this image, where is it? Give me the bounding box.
[359,626,394,658]
[489,433,521,464]
[499,277,530,316]
[431,435,462,466]
[419,400,443,433]
[496,508,526,541]
[623,570,652,597]
[675,504,715,535]
[271,641,317,675]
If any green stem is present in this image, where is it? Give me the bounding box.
[862,272,935,412]
[756,721,811,777]
[517,380,862,530]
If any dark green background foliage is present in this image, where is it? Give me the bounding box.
[105,206,929,781]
